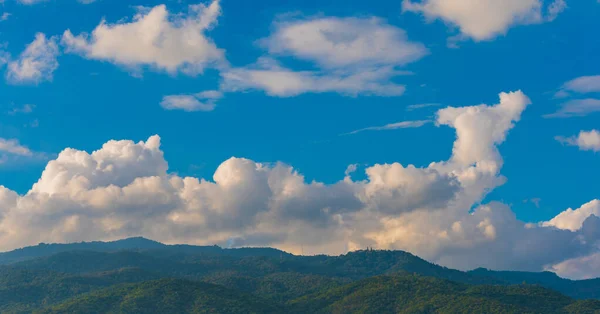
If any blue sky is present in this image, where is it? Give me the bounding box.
[1,0,600,279]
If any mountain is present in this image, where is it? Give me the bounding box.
[3,238,600,313]
[0,237,290,266]
[37,278,283,314]
[0,237,165,265]
[35,275,600,314]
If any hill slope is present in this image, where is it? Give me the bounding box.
[37,278,283,314]
[38,275,600,314]
[0,266,161,313]
[290,275,600,314]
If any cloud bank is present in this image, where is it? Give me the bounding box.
[1,90,600,280]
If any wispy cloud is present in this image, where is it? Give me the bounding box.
[544,99,600,118]
[523,197,542,208]
[554,75,600,98]
[0,138,50,167]
[8,104,35,115]
[406,103,440,111]
[221,16,427,98]
[6,33,60,84]
[342,120,431,135]
[0,138,33,156]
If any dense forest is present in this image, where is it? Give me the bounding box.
[1,237,600,313]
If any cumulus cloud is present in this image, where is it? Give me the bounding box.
[2,90,600,279]
[342,120,431,135]
[544,99,600,118]
[62,1,224,76]
[543,200,600,231]
[221,16,426,97]
[402,0,565,41]
[556,130,600,152]
[6,33,60,84]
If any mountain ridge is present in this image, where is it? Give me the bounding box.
[3,237,600,303]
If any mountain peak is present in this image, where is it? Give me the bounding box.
[111,237,164,246]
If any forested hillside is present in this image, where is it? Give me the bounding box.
[1,238,599,313]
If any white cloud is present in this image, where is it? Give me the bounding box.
[343,120,431,135]
[1,13,10,21]
[543,200,600,231]
[62,1,224,76]
[222,58,408,97]
[559,75,600,94]
[221,16,426,97]
[556,130,600,152]
[402,0,564,41]
[437,91,531,167]
[0,138,32,156]
[548,251,600,280]
[6,33,60,84]
[160,90,221,112]
[2,91,600,278]
[0,138,46,167]
[262,17,427,69]
[544,99,600,118]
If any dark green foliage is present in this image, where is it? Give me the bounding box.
[37,278,282,314]
[203,271,351,302]
[0,267,160,313]
[469,268,600,300]
[289,276,600,314]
